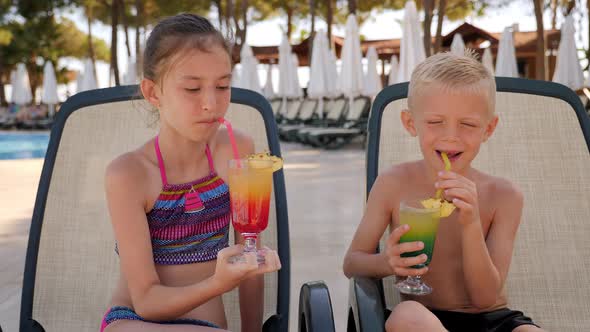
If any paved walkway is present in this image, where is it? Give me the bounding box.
[0,141,366,332]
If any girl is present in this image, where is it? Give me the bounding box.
[102,14,281,332]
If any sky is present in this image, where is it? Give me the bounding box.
[47,1,590,99]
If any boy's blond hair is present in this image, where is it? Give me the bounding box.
[408,50,496,115]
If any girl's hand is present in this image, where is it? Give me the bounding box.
[256,246,282,274]
[212,245,281,293]
[436,171,480,226]
[385,224,429,277]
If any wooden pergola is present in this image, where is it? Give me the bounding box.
[237,22,562,81]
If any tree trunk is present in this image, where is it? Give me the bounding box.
[286,6,293,41]
[0,82,5,105]
[434,0,446,53]
[87,8,97,80]
[533,0,546,80]
[213,0,224,31]
[565,0,575,15]
[423,0,434,57]
[231,0,248,54]
[225,0,234,61]
[327,0,333,48]
[135,0,144,74]
[309,0,316,64]
[120,0,131,58]
[348,0,356,15]
[241,0,248,45]
[27,61,38,104]
[551,0,558,29]
[0,64,6,105]
[587,0,590,70]
[226,0,233,35]
[111,0,120,86]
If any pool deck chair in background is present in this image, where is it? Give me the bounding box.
[303,96,371,149]
[278,98,304,125]
[19,87,306,331]
[269,98,283,119]
[278,99,318,140]
[281,97,348,141]
[279,98,340,142]
[347,78,590,332]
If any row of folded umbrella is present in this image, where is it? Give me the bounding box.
[233,1,586,101]
[7,57,140,107]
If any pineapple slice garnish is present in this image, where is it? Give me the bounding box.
[421,152,456,218]
[247,151,283,172]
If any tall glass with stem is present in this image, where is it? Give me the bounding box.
[227,158,273,263]
[395,199,442,295]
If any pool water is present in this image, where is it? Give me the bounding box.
[0,132,50,160]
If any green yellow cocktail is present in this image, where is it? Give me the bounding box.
[399,203,441,268]
[395,199,441,295]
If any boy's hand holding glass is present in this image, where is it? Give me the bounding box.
[390,199,442,295]
[386,223,430,277]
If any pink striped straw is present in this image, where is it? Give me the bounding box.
[218,118,241,161]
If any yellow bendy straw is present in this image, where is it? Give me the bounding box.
[435,152,451,199]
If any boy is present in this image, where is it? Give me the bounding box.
[342,52,544,332]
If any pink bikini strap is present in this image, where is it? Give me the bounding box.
[205,145,215,174]
[154,136,215,185]
[154,136,168,186]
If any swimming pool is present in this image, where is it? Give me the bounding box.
[0,132,50,160]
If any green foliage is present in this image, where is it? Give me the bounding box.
[56,17,110,61]
[0,27,11,45]
[16,0,75,19]
[0,3,110,92]
[85,0,212,27]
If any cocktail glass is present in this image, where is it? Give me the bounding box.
[394,199,441,295]
[228,158,273,264]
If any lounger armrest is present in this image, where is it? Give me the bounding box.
[19,318,45,331]
[262,314,283,332]
[348,277,386,332]
[298,281,336,332]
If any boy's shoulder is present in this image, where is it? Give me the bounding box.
[474,169,524,211]
[476,170,522,198]
[379,160,423,182]
[372,161,425,199]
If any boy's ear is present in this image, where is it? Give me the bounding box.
[401,109,417,137]
[483,115,499,142]
[140,78,160,108]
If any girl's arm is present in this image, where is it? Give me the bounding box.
[343,171,397,279]
[106,155,259,321]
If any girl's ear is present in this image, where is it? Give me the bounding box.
[401,109,417,137]
[140,78,160,108]
[483,115,499,142]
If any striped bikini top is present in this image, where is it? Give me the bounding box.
[146,136,230,264]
